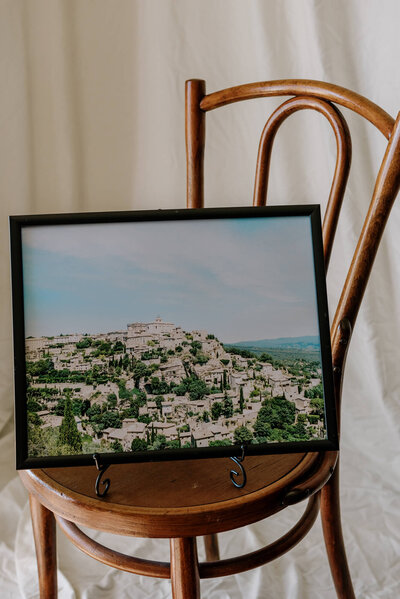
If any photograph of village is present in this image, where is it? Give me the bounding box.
[20,214,328,459]
[25,317,326,458]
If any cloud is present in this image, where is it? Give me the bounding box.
[22,215,320,339]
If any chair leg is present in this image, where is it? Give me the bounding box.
[170,537,200,599]
[320,463,356,599]
[203,533,220,561]
[29,494,58,599]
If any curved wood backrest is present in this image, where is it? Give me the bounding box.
[185,79,400,429]
[253,96,351,269]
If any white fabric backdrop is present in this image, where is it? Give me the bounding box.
[0,1,399,597]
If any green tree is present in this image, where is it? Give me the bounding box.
[253,396,296,439]
[291,418,309,439]
[107,392,118,408]
[190,340,202,355]
[27,414,46,457]
[150,377,170,395]
[178,424,190,432]
[111,440,123,452]
[202,410,210,423]
[81,399,91,415]
[72,398,84,416]
[138,414,152,424]
[174,382,187,396]
[188,378,209,401]
[54,398,66,416]
[253,420,271,439]
[209,439,231,447]
[223,370,227,389]
[155,395,163,413]
[304,383,323,399]
[28,412,42,426]
[222,395,233,418]
[239,387,245,413]
[26,358,55,377]
[132,389,147,406]
[58,398,82,452]
[86,403,101,419]
[259,352,273,363]
[225,346,255,359]
[195,352,209,365]
[310,397,325,418]
[27,399,42,412]
[118,380,132,400]
[149,434,166,451]
[234,425,253,444]
[121,403,139,419]
[113,340,124,353]
[133,362,148,387]
[76,337,93,349]
[166,439,180,449]
[259,396,295,429]
[307,414,319,424]
[211,401,222,420]
[131,438,148,452]
[100,412,122,429]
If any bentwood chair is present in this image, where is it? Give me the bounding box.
[20,79,400,599]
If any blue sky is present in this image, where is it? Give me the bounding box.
[22,215,321,343]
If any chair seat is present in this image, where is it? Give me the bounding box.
[20,451,324,538]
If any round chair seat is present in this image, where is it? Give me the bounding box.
[20,451,322,538]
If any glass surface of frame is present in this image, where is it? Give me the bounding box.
[10,205,338,469]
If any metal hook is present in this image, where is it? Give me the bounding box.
[93,453,111,497]
[230,444,247,489]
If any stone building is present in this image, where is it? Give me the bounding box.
[126,317,184,353]
[191,430,214,448]
[193,358,226,386]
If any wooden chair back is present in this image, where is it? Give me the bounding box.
[23,79,400,599]
[185,79,400,431]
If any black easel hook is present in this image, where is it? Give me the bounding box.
[230,444,247,489]
[93,453,111,497]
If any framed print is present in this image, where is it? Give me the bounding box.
[10,205,338,470]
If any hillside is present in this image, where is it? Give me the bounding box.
[225,336,321,362]
[228,336,320,349]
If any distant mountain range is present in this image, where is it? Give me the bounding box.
[227,336,320,350]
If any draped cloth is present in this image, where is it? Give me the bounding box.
[0,1,399,597]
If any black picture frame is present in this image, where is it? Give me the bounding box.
[10,205,338,470]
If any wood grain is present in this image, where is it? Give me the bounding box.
[29,495,57,599]
[56,515,170,579]
[321,463,356,599]
[199,79,394,138]
[170,537,200,599]
[199,493,320,578]
[20,452,320,538]
[252,95,351,269]
[331,112,400,378]
[186,79,206,208]
[203,534,220,561]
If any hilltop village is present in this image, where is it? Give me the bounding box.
[25,318,326,457]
